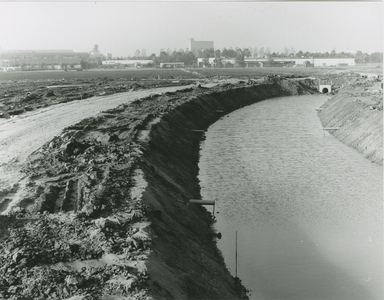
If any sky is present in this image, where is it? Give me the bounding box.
[0,2,382,57]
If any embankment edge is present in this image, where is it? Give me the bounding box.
[139,80,315,299]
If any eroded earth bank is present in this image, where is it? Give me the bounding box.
[0,74,382,300]
[318,75,383,164]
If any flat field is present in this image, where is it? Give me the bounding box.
[1,63,381,83]
[0,68,198,82]
[1,64,381,116]
[197,63,383,78]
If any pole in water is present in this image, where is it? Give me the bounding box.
[235,231,238,278]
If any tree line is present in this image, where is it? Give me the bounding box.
[109,47,382,67]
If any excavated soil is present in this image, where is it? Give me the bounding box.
[0,77,318,300]
[0,71,382,300]
[0,76,195,117]
[318,75,383,164]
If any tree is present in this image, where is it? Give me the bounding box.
[355,50,364,63]
[134,49,141,58]
[295,50,303,58]
[253,47,258,58]
[202,57,210,67]
[284,47,289,57]
[259,47,265,57]
[159,51,170,63]
[149,53,157,65]
[141,49,147,58]
[222,48,228,58]
[366,52,383,63]
[330,48,336,57]
[227,48,236,58]
[202,48,215,59]
[235,48,245,67]
[183,51,196,66]
[243,48,252,58]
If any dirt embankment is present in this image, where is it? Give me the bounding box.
[318,75,383,164]
[0,78,317,300]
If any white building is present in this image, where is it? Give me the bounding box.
[243,57,355,67]
[102,60,153,68]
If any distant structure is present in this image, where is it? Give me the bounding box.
[102,59,153,69]
[0,48,88,70]
[242,57,356,68]
[160,62,185,68]
[89,44,101,58]
[189,38,214,55]
[0,49,88,59]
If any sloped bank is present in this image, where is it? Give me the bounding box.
[137,79,316,299]
[318,76,383,164]
[0,79,316,300]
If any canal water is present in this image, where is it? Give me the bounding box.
[198,95,383,300]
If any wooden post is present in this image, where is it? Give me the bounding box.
[235,231,238,278]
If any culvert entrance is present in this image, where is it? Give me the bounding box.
[322,87,329,94]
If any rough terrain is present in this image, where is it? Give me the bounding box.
[318,74,383,164]
[0,77,317,300]
[0,84,200,192]
[0,66,382,300]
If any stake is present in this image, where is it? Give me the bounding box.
[235,231,238,278]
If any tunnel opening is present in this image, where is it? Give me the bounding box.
[322,87,329,94]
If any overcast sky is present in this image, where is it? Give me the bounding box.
[0,2,382,57]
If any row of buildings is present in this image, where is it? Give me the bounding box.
[189,38,356,67]
[197,57,356,68]
[0,56,357,71]
[0,41,357,71]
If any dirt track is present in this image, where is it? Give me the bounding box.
[0,85,195,189]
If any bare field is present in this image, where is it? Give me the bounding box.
[0,63,381,83]
[196,63,383,78]
[0,68,198,82]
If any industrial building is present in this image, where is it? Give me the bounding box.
[0,58,83,71]
[243,57,356,68]
[189,38,214,55]
[102,60,153,68]
[159,62,185,68]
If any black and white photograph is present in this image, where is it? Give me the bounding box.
[0,1,382,300]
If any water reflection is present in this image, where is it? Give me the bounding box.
[199,95,383,300]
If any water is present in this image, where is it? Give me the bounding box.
[198,95,383,300]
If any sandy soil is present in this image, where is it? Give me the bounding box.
[0,85,197,190]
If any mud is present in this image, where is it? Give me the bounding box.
[318,75,383,164]
[0,71,381,300]
[0,77,194,117]
[0,77,318,300]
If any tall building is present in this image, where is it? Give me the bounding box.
[189,38,214,55]
[89,44,101,58]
